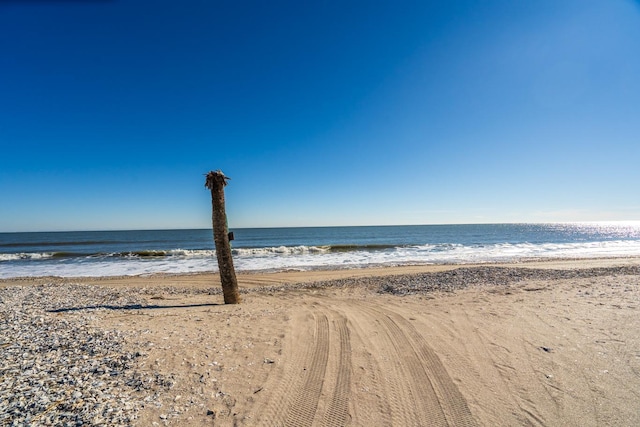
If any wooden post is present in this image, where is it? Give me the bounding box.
[205,170,240,304]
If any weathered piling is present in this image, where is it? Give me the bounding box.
[205,170,240,304]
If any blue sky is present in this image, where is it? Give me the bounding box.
[1,0,639,232]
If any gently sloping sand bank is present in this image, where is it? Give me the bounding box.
[2,258,639,426]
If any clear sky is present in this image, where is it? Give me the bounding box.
[1,0,639,232]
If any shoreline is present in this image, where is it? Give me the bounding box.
[2,257,640,426]
[2,256,640,289]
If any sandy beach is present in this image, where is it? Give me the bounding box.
[2,257,640,426]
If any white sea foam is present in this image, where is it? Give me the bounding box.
[0,252,54,262]
[166,249,216,257]
[1,239,639,279]
[232,246,329,256]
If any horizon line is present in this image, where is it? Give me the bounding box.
[2,220,640,234]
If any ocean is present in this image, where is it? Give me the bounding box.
[1,223,640,279]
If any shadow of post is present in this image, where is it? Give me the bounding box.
[47,302,223,313]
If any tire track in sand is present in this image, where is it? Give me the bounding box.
[357,304,448,426]
[252,309,318,426]
[380,306,477,426]
[254,308,352,426]
[282,313,330,426]
[321,316,351,427]
[349,302,476,426]
[252,298,475,426]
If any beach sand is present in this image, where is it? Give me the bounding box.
[2,258,640,426]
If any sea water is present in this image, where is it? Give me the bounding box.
[1,223,640,278]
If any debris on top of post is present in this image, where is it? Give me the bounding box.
[205,170,230,189]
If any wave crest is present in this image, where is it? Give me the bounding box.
[232,245,330,256]
[0,252,55,261]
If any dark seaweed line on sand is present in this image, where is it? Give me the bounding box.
[21,266,639,310]
[16,265,637,315]
[268,265,640,296]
